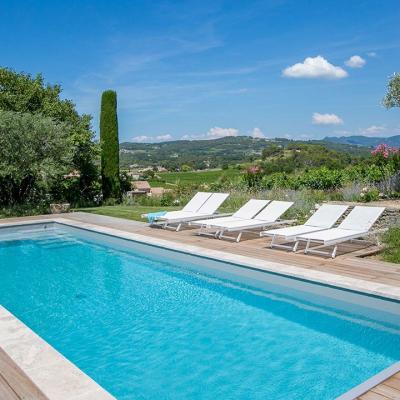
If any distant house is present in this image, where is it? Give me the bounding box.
[132,181,151,193]
[150,187,172,197]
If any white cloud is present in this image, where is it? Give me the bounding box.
[345,55,366,68]
[251,127,265,138]
[367,52,377,58]
[131,134,172,143]
[312,113,343,125]
[361,125,386,136]
[155,134,173,141]
[181,127,240,140]
[206,127,239,139]
[282,56,348,79]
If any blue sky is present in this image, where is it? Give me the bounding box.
[1,0,400,142]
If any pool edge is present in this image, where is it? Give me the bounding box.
[336,361,400,399]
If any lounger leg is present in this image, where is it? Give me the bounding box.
[214,230,220,238]
[176,223,182,232]
[304,239,311,254]
[293,240,299,252]
[218,230,224,239]
[270,235,276,248]
[332,245,338,258]
[236,232,243,243]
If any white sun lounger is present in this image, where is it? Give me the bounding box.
[261,204,349,251]
[297,206,385,258]
[149,192,230,231]
[191,199,270,237]
[192,200,294,242]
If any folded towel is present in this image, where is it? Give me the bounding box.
[147,211,167,223]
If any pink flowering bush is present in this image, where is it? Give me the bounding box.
[243,165,264,188]
[371,143,399,168]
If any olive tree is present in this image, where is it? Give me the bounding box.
[0,67,99,204]
[383,73,400,109]
[0,111,72,205]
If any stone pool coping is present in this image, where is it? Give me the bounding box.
[1,216,400,400]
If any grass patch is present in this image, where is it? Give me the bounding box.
[381,226,400,263]
[76,205,180,221]
[149,168,241,187]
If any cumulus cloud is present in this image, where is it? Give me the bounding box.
[312,113,343,125]
[282,56,348,79]
[131,134,172,143]
[206,127,239,139]
[181,127,240,140]
[345,55,366,68]
[361,125,386,136]
[251,127,265,138]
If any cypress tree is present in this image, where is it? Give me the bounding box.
[100,90,120,200]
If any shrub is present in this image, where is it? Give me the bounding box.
[299,167,343,190]
[243,166,264,188]
[100,90,120,200]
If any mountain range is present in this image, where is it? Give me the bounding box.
[324,135,400,148]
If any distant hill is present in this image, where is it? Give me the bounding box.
[119,136,369,168]
[324,135,400,148]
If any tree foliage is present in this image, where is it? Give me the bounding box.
[0,67,99,204]
[383,73,400,109]
[0,111,72,205]
[100,90,120,200]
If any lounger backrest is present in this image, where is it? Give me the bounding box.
[338,206,385,232]
[305,204,349,228]
[197,193,229,214]
[253,201,294,222]
[182,192,212,212]
[233,199,270,219]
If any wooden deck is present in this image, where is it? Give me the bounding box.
[1,213,400,399]
[358,372,400,399]
[130,224,400,289]
[0,348,47,400]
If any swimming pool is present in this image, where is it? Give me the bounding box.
[0,222,399,399]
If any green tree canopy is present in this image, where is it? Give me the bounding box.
[0,110,72,205]
[0,67,99,204]
[100,90,120,200]
[383,73,400,109]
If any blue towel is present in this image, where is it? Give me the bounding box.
[147,211,167,223]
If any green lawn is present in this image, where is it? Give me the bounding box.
[76,205,180,221]
[381,226,400,263]
[149,168,241,187]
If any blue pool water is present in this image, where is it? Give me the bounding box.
[0,223,399,399]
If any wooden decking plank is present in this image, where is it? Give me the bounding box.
[370,384,400,399]
[0,373,20,400]
[359,391,391,399]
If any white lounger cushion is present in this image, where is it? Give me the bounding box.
[298,228,366,245]
[182,192,213,212]
[192,199,269,227]
[202,201,293,231]
[232,199,270,219]
[303,204,349,228]
[298,206,385,245]
[197,193,229,214]
[337,206,385,231]
[265,224,325,239]
[252,201,293,222]
[262,204,349,239]
[157,192,229,222]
